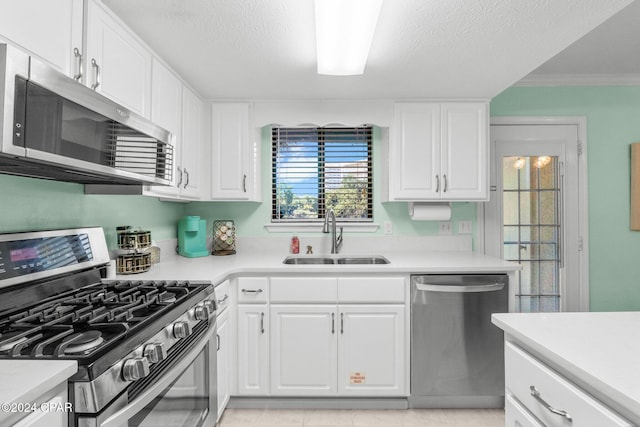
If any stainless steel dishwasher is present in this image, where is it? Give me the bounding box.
[409,274,508,408]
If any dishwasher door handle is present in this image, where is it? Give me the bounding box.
[415,283,505,293]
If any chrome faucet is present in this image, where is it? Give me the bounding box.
[322,208,343,254]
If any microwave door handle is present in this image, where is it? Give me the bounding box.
[100,325,216,427]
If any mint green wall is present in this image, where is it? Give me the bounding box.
[0,174,185,249]
[491,86,640,312]
[186,127,478,240]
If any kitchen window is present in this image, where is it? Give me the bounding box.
[271,126,373,222]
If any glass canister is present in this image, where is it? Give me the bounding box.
[212,220,236,255]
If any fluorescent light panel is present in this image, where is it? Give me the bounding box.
[315,0,383,76]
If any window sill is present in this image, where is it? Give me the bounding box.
[264,223,380,233]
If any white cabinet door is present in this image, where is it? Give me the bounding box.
[391,102,440,200]
[210,103,254,200]
[338,305,405,396]
[505,395,544,427]
[85,0,151,117]
[179,86,204,199]
[144,58,182,198]
[440,102,488,200]
[216,308,230,422]
[237,304,269,395]
[270,305,338,396]
[0,0,83,79]
[388,102,488,202]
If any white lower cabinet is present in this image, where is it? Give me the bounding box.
[270,305,337,396]
[338,305,405,396]
[236,304,269,395]
[505,341,632,427]
[216,307,230,421]
[11,383,68,427]
[264,276,406,398]
[505,395,544,427]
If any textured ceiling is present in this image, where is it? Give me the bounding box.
[526,0,640,77]
[103,0,634,100]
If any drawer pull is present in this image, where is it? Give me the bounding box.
[217,294,229,304]
[241,288,263,294]
[530,385,573,422]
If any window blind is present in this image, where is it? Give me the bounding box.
[272,126,373,221]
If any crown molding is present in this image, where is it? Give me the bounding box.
[514,73,640,87]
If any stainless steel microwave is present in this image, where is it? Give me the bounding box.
[0,43,173,187]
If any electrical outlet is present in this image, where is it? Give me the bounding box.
[458,221,472,234]
[438,221,452,235]
[384,221,393,235]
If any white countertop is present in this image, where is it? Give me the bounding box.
[0,360,77,424]
[120,249,520,284]
[492,312,640,423]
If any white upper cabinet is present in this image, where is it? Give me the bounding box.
[179,86,205,200]
[85,0,152,118]
[210,103,258,201]
[387,102,489,201]
[144,58,182,198]
[145,65,205,201]
[0,0,83,79]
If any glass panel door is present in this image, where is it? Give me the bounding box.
[502,156,561,312]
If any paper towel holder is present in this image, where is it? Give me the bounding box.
[408,202,452,221]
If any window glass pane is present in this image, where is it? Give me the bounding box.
[539,261,559,294]
[272,127,372,221]
[503,192,519,225]
[518,296,539,313]
[540,191,558,224]
[502,157,520,190]
[503,243,520,261]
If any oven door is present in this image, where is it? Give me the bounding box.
[78,322,217,427]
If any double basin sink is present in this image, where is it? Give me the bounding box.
[283,255,390,265]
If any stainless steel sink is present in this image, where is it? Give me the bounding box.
[282,256,336,264]
[282,256,390,265]
[336,256,390,264]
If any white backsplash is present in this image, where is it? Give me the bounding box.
[155,235,472,260]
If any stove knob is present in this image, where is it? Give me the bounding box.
[202,300,216,314]
[143,342,167,364]
[122,357,150,381]
[194,305,210,321]
[173,321,192,339]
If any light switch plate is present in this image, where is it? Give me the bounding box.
[384,221,393,235]
[458,221,472,234]
[438,221,452,235]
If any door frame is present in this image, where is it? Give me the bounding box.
[478,116,590,311]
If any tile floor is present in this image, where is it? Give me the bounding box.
[218,408,505,427]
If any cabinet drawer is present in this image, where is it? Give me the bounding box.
[237,277,269,303]
[505,394,544,427]
[505,342,632,427]
[338,277,405,303]
[270,277,337,303]
[216,280,231,313]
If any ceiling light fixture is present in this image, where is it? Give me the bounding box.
[314,0,383,76]
[513,157,526,170]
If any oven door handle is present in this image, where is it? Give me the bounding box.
[100,325,216,427]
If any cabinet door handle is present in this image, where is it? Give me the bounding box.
[73,48,83,81]
[216,334,220,351]
[530,386,573,422]
[443,174,448,192]
[176,167,183,187]
[217,294,229,304]
[243,174,247,192]
[241,288,263,294]
[435,175,440,193]
[340,313,344,334]
[184,168,190,189]
[260,312,265,334]
[90,58,100,90]
[331,313,335,334]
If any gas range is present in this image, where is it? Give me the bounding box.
[0,227,217,426]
